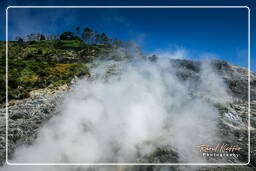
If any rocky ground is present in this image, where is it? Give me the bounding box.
[0,84,70,166]
[0,59,255,171]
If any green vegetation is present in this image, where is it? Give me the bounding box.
[0,40,116,103]
[24,26,122,46]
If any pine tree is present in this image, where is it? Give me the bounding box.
[76,26,81,38]
[100,32,111,44]
[82,27,93,43]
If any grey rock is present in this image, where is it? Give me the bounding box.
[0,85,68,165]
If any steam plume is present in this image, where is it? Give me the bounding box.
[2,51,231,171]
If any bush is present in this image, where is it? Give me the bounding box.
[60,32,81,41]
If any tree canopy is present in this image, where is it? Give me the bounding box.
[16,26,129,48]
[60,32,81,41]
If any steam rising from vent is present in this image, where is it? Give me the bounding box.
[2,53,231,171]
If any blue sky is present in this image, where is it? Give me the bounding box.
[0,0,255,70]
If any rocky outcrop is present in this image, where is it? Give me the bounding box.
[0,84,69,165]
[173,59,255,101]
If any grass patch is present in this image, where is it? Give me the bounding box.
[0,40,125,103]
[0,41,97,102]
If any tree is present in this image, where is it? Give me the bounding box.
[95,32,101,44]
[60,32,80,40]
[92,32,99,44]
[91,31,99,44]
[76,26,81,38]
[15,36,23,42]
[82,27,93,43]
[100,32,111,44]
[39,34,45,40]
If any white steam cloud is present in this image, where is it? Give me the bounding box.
[2,52,231,171]
[153,48,187,59]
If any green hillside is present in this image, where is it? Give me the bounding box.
[0,40,117,103]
